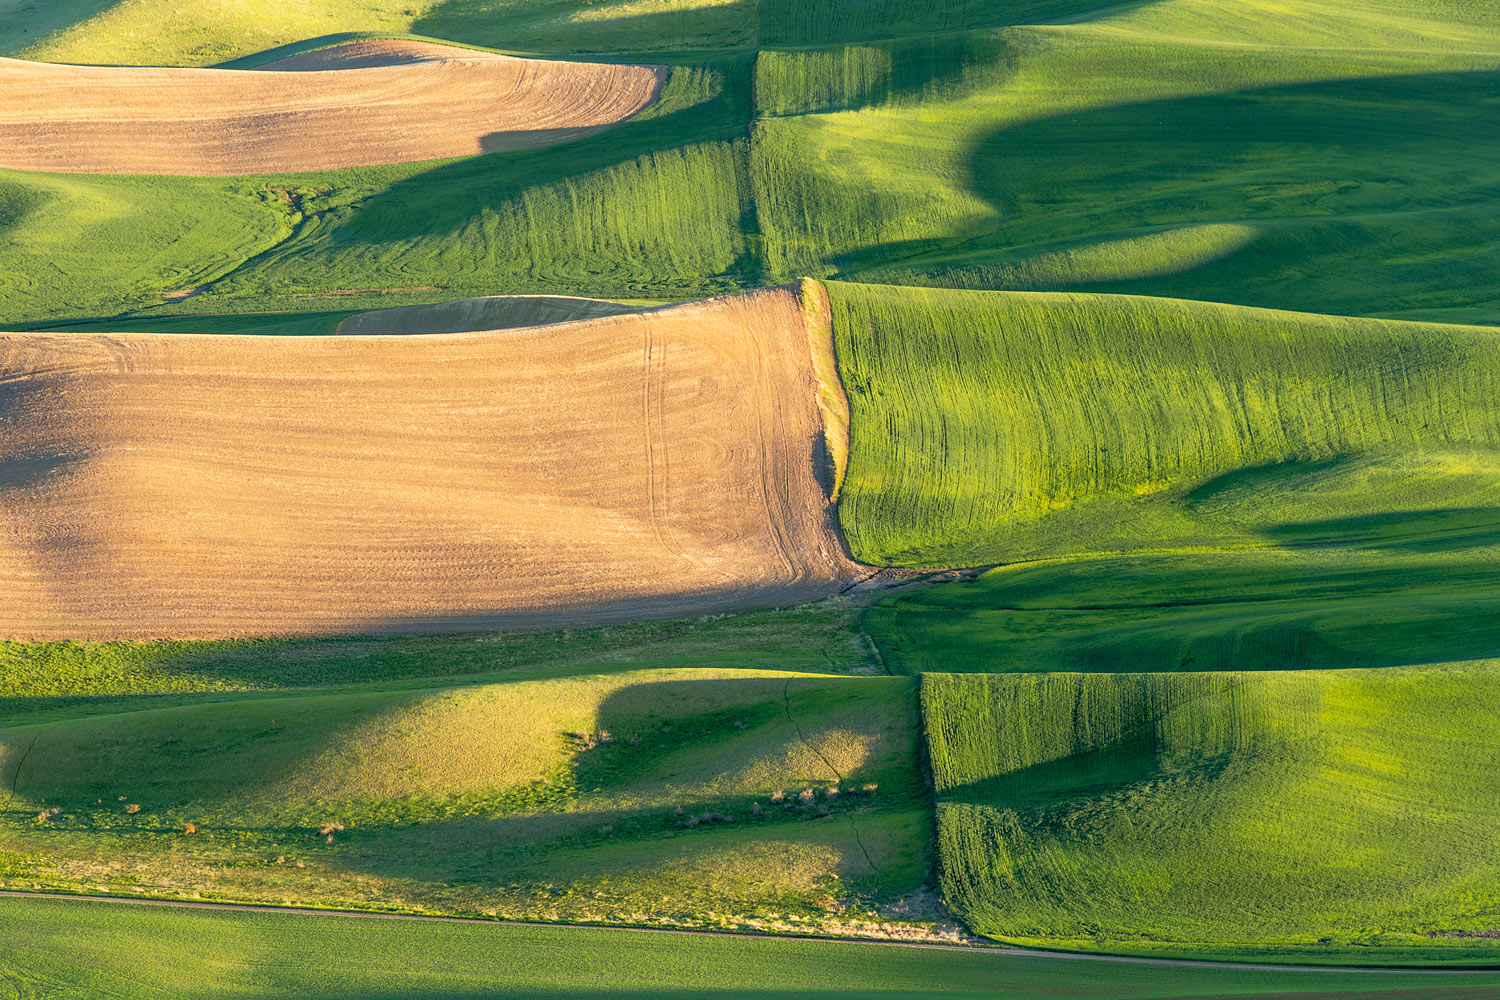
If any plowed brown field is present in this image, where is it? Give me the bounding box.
[335,294,647,335]
[0,40,663,175]
[0,290,856,639]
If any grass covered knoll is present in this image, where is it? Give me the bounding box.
[923,666,1500,963]
[14,899,1498,1000]
[825,281,1500,568]
[0,668,936,937]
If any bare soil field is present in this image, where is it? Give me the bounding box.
[0,289,857,639]
[335,293,648,334]
[0,40,663,175]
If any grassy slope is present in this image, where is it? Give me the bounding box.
[1,668,931,934]
[832,281,1500,675]
[825,281,1500,567]
[923,665,1500,963]
[0,599,879,722]
[13,899,1498,1000]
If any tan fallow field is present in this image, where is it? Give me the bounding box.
[335,294,650,335]
[0,288,858,639]
[0,40,664,175]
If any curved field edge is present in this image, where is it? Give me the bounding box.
[919,665,1500,964]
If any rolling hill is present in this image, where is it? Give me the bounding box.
[1,668,932,934]
[923,665,1500,962]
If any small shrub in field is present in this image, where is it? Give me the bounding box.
[36,807,61,823]
[125,804,141,815]
[826,786,841,798]
[182,822,196,835]
[797,788,816,806]
[317,822,344,837]
[770,790,786,804]
[817,804,831,817]
[733,720,747,730]
[674,805,685,816]
[751,802,763,815]
[682,815,700,829]
[599,825,614,836]
[861,783,879,795]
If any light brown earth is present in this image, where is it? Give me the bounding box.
[0,289,858,639]
[335,294,649,335]
[0,40,664,175]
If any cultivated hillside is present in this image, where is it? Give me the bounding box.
[0,40,663,175]
[0,288,854,638]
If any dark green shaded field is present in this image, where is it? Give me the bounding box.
[11,896,1500,1000]
[923,666,1500,962]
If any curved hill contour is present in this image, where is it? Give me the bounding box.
[335,293,648,335]
[0,289,856,639]
[0,41,664,175]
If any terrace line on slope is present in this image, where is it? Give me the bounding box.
[0,288,857,639]
[0,40,665,175]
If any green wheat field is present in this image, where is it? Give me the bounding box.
[3,1,1500,996]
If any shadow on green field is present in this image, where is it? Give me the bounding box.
[939,731,1160,809]
[413,0,758,55]
[337,59,749,247]
[864,68,1500,318]
[864,536,1500,674]
[757,0,1160,47]
[205,58,760,302]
